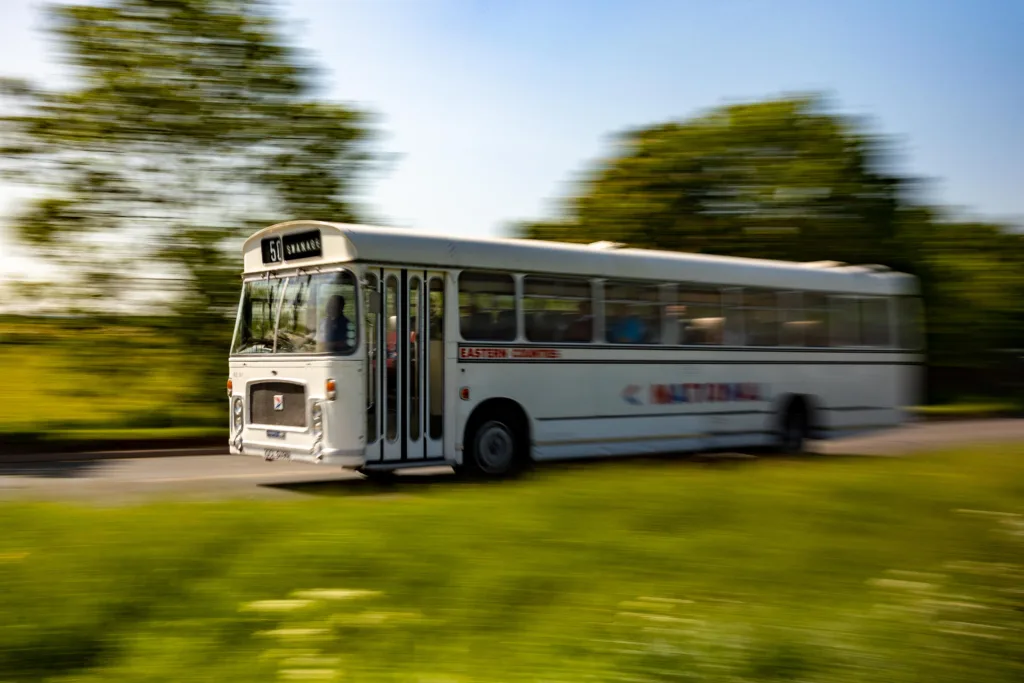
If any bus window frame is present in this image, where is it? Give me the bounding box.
[602,278,665,345]
[232,265,363,357]
[229,284,247,356]
[858,296,893,349]
[367,264,911,353]
[456,269,518,343]
[521,273,594,344]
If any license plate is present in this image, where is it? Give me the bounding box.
[264,449,290,461]
[266,430,285,439]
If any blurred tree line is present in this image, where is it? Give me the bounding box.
[0,0,379,404]
[1,0,1021,415]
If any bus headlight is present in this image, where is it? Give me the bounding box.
[311,402,324,462]
[311,402,323,439]
[232,397,244,432]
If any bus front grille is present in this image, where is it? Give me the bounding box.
[249,382,307,428]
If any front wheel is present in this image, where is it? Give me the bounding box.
[357,468,397,484]
[461,417,523,478]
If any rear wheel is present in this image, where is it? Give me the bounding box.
[778,402,809,454]
[460,413,525,478]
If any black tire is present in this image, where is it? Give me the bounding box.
[461,412,526,478]
[357,468,397,484]
[777,401,809,454]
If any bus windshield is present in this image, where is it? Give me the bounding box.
[232,271,359,355]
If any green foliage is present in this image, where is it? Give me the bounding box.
[1,0,385,407]
[0,0,379,323]
[518,94,904,264]
[0,317,222,433]
[1,447,1022,680]
[913,220,1024,366]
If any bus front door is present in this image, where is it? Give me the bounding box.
[367,268,445,464]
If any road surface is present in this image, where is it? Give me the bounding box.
[1,419,1021,502]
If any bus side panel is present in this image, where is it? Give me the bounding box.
[798,354,910,440]
[453,360,598,458]
[452,350,914,462]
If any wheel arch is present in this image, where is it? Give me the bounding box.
[771,392,820,436]
[463,397,533,461]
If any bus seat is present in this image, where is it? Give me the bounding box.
[496,310,516,338]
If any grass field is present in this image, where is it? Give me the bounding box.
[912,400,1024,419]
[1,446,1022,682]
[0,317,223,436]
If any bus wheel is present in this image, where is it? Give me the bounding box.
[357,468,397,484]
[777,400,809,454]
[463,416,523,478]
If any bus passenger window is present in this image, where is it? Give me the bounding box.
[801,293,829,347]
[830,296,860,347]
[675,286,722,345]
[523,276,592,343]
[458,271,516,341]
[722,288,745,345]
[604,281,661,344]
[779,291,803,346]
[742,290,779,347]
[860,297,891,347]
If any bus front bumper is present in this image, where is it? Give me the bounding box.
[233,440,366,468]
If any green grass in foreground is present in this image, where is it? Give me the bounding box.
[1,448,1023,682]
[912,400,1023,417]
[0,318,224,435]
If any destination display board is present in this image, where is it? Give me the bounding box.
[261,229,323,264]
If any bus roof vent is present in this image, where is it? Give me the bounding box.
[856,264,892,273]
[587,240,627,250]
[803,260,846,269]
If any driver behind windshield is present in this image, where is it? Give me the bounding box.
[318,294,353,353]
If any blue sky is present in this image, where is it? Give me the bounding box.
[1,0,1022,280]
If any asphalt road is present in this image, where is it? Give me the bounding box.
[1,419,1021,502]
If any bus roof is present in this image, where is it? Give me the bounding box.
[242,220,918,296]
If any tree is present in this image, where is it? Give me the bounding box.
[0,0,379,328]
[916,219,1024,366]
[515,94,906,267]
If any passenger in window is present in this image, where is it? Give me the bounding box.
[319,294,353,353]
[642,310,660,344]
[610,305,647,344]
[564,300,593,342]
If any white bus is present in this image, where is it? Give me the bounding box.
[228,220,923,477]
